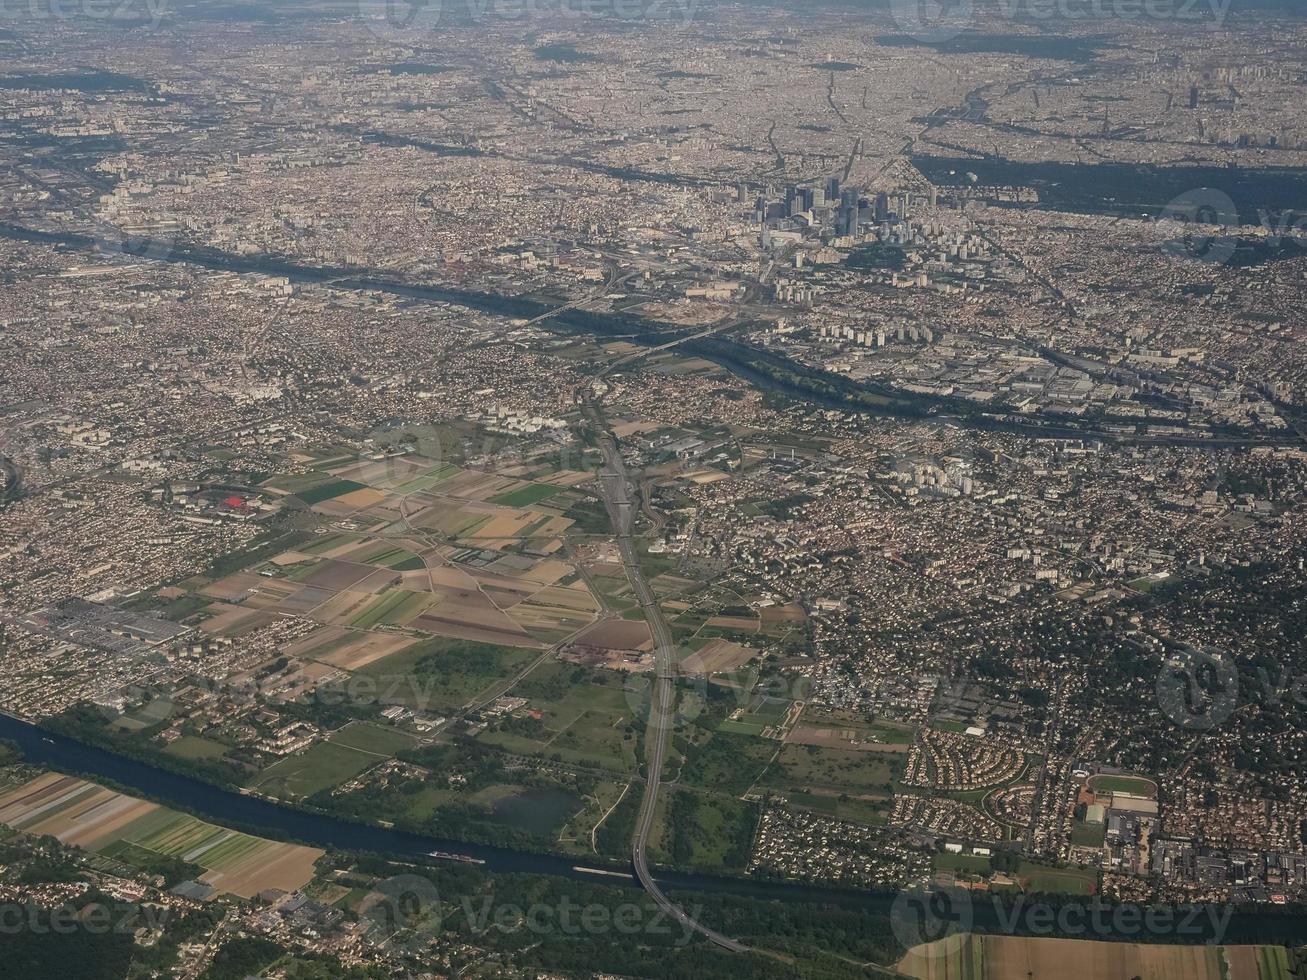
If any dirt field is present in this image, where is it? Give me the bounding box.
[199,840,322,898]
[705,615,759,632]
[332,487,388,510]
[470,511,537,539]
[681,638,759,674]
[409,606,542,647]
[49,792,159,850]
[572,619,654,652]
[898,934,1277,980]
[299,559,377,591]
[786,725,911,753]
[199,603,273,636]
[427,565,480,589]
[760,602,807,624]
[199,572,265,602]
[316,632,418,670]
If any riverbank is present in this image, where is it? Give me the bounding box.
[3,713,1304,948]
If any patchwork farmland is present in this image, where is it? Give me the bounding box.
[0,772,321,896]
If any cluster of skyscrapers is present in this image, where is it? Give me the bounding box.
[752,178,943,242]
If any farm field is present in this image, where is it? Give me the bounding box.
[680,638,758,674]
[0,772,321,896]
[154,459,606,659]
[491,483,564,508]
[899,934,1289,980]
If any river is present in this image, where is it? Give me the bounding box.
[2,714,1304,946]
[1,222,1299,447]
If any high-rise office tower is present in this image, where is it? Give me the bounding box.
[838,187,860,237]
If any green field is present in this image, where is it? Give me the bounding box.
[303,532,361,555]
[717,695,793,736]
[356,636,539,712]
[718,718,767,736]
[329,722,418,756]
[253,741,379,799]
[1016,860,1099,896]
[395,462,461,494]
[491,483,564,508]
[164,735,229,760]
[934,852,993,875]
[296,479,367,505]
[1087,773,1157,797]
[349,588,428,629]
[350,543,423,570]
[1070,820,1107,847]
[780,789,889,826]
[762,743,901,796]
[116,810,268,872]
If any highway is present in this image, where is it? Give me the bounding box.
[585,402,750,954]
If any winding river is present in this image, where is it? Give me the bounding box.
[2,714,1305,946]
